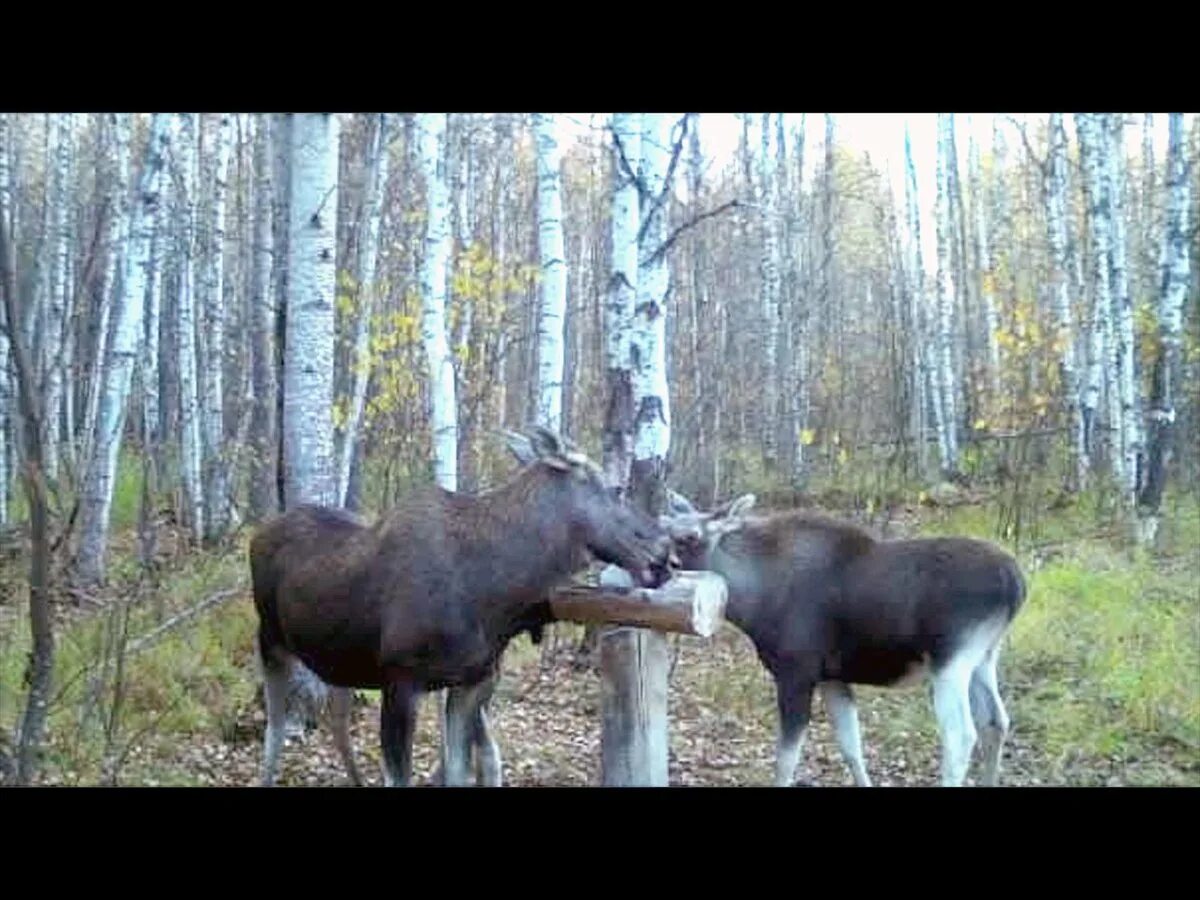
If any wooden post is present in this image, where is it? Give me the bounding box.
[600,628,669,786]
[549,569,728,786]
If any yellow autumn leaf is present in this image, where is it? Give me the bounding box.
[973,419,988,431]
[800,428,816,446]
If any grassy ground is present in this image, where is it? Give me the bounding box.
[1,462,1196,786]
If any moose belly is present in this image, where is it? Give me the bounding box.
[285,627,388,689]
[826,647,931,688]
[295,651,387,689]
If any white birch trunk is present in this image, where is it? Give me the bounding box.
[83,115,132,465]
[416,113,457,491]
[934,114,959,475]
[336,114,390,507]
[248,114,277,521]
[1104,114,1140,499]
[0,114,8,524]
[790,114,810,486]
[43,114,73,479]
[1046,113,1086,489]
[1076,114,1116,478]
[534,113,568,433]
[175,114,205,541]
[0,113,10,234]
[632,113,673,469]
[142,124,168,456]
[270,113,293,515]
[283,113,340,508]
[34,117,54,411]
[1137,113,1192,542]
[201,114,233,540]
[1140,113,1157,305]
[603,112,641,490]
[970,126,1000,400]
[759,113,781,463]
[491,115,511,430]
[601,112,675,789]
[904,124,929,476]
[74,115,172,582]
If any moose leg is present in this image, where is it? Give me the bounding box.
[819,681,872,786]
[467,669,502,786]
[380,680,418,787]
[474,704,503,787]
[775,680,814,787]
[931,661,977,787]
[968,643,1010,787]
[443,678,496,786]
[260,650,292,787]
[475,669,503,786]
[328,687,363,786]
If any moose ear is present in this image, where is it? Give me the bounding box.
[502,429,537,466]
[713,493,756,520]
[526,426,563,459]
[666,489,698,516]
[728,494,757,518]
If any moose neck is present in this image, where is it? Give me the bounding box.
[461,465,589,605]
[706,537,773,631]
[704,513,875,633]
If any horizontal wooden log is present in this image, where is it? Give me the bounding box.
[547,570,727,638]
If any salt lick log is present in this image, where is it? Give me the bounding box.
[547,570,728,637]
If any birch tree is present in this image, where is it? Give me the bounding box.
[416,113,456,490]
[630,113,675,506]
[602,112,642,491]
[248,114,277,520]
[43,115,72,480]
[970,124,1000,401]
[0,113,11,526]
[601,112,680,788]
[1076,113,1115,474]
[0,113,10,234]
[175,114,204,541]
[903,124,929,476]
[1046,113,1086,489]
[760,113,781,466]
[788,114,810,487]
[1138,113,1192,542]
[336,113,390,507]
[139,116,170,568]
[534,112,567,432]
[202,114,233,541]
[75,115,172,583]
[1139,113,1158,303]
[283,113,339,508]
[271,113,293,513]
[934,114,960,476]
[82,115,131,464]
[1104,113,1141,499]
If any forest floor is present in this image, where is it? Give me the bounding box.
[3,485,1198,788]
[85,618,1200,789]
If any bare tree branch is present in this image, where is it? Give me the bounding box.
[644,198,740,267]
[1005,115,1048,176]
[609,124,645,200]
[638,114,691,247]
[125,588,242,656]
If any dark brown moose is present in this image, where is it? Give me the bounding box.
[250,427,674,786]
[661,492,1026,787]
